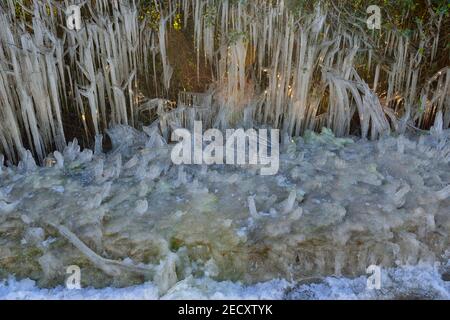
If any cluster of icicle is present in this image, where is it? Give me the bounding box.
[178,0,449,137]
[1,0,449,165]
[0,0,152,164]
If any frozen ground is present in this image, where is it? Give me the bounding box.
[1,262,449,299]
[0,126,449,299]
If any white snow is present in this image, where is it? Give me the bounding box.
[1,263,448,300]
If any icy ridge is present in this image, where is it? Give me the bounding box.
[1,262,449,300]
[0,127,449,294]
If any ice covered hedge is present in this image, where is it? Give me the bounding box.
[1,0,449,165]
[0,126,449,294]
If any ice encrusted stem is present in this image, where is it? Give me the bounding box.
[248,196,259,219]
[48,223,155,277]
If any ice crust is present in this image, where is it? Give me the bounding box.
[0,126,449,297]
[1,263,449,300]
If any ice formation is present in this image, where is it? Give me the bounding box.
[0,126,449,298]
[0,259,449,300]
[1,0,448,164]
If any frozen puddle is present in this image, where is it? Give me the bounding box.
[0,126,449,298]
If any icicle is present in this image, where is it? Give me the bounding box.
[159,16,173,91]
[393,184,411,208]
[94,135,104,155]
[18,149,37,172]
[0,154,4,175]
[53,151,64,169]
[93,159,105,182]
[64,139,81,162]
[248,196,259,219]
[431,110,443,137]
[282,190,297,214]
[154,252,178,294]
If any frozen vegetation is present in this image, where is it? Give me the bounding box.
[0,0,448,164]
[0,0,449,300]
[0,126,449,299]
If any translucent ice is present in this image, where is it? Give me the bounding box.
[0,126,449,291]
